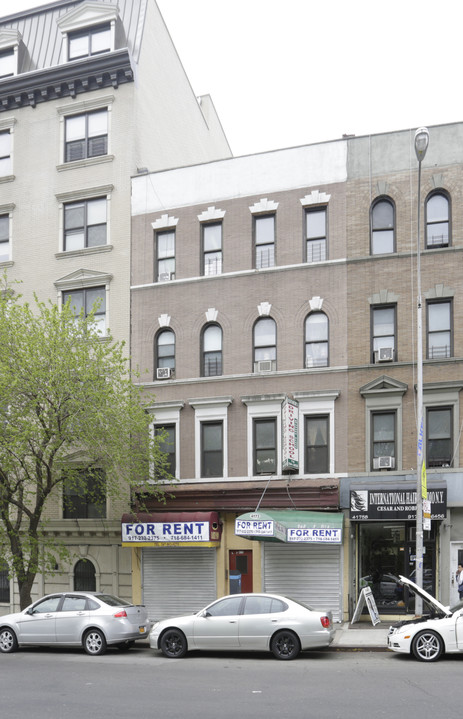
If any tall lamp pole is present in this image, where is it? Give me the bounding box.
[414,127,429,616]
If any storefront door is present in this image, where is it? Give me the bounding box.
[229,550,252,593]
[450,543,463,606]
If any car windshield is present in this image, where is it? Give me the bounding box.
[97,594,132,607]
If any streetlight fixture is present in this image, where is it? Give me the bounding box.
[414,126,429,616]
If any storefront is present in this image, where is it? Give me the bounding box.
[235,509,344,621]
[350,481,447,614]
[121,511,221,621]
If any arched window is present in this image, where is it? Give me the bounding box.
[426,191,450,248]
[74,559,96,591]
[202,324,222,376]
[156,329,175,378]
[253,317,276,371]
[371,198,395,255]
[305,312,328,367]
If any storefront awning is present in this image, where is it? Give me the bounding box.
[235,509,343,544]
[121,511,221,547]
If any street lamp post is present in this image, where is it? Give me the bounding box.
[414,127,429,616]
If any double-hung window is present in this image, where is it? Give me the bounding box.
[253,317,276,371]
[305,312,328,367]
[156,230,176,281]
[0,131,11,176]
[427,300,452,359]
[0,48,14,78]
[202,324,222,377]
[371,198,395,254]
[63,285,106,335]
[64,197,107,251]
[255,214,275,269]
[202,223,222,276]
[427,407,452,468]
[155,425,176,477]
[65,110,108,163]
[63,469,106,519]
[371,411,396,469]
[156,329,175,373]
[68,24,111,61]
[306,208,327,262]
[305,415,329,473]
[0,214,9,262]
[372,305,396,362]
[254,418,277,475]
[426,192,450,248]
[201,421,223,477]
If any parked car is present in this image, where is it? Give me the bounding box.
[0,592,150,655]
[149,592,335,660]
[387,575,463,662]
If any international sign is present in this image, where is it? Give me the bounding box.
[350,486,446,521]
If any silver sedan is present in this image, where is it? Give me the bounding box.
[0,592,150,655]
[149,593,335,660]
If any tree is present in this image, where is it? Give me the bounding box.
[0,284,171,609]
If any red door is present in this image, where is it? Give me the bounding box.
[229,550,253,593]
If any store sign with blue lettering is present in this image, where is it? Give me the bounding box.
[122,521,210,543]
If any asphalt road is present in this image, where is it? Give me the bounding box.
[1,644,461,719]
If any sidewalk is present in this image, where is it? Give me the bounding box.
[330,621,391,651]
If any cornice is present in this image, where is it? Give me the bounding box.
[0,49,133,113]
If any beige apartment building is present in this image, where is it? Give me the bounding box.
[0,0,231,613]
[130,123,463,623]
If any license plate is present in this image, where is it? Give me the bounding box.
[139,626,146,634]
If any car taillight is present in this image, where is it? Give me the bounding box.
[320,616,331,628]
[114,610,127,618]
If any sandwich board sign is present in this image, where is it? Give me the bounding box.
[351,586,381,626]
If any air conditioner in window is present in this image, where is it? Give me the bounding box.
[156,367,173,380]
[158,272,174,282]
[305,356,314,368]
[373,456,395,470]
[254,360,275,373]
[374,347,394,363]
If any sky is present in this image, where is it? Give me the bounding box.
[2,0,463,156]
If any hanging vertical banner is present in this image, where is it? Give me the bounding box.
[282,397,298,472]
[423,498,431,531]
[421,462,427,499]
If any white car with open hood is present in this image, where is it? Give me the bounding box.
[387,575,463,661]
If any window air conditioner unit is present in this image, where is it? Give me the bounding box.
[156,367,173,380]
[254,360,274,373]
[305,356,314,368]
[373,456,395,470]
[375,347,394,363]
[158,272,173,282]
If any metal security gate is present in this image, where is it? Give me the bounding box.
[142,547,217,622]
[263,543,342,622]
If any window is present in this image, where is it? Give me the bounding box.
[0,48,14,78]
[243,596,287,614]
[254,418,277,474]
[68,24,111,61]
[155,424,176,476]
[156,329,175,372]
[305,312,328,367]
[207,596,243,616]
[64,197,107,251]
[202,324,222,377]
[156,230,175,281]
[427,300,452,359]
[65,110,108,162]
[0,562,9,603]
[201,421,223,478]
[371,411,395,468]
[372,305,396,362]
[305,415,329,473]
[0,131,11,176]
[0,214,9,262]
[63,285,106,335]
[202,223,222,276]
[306,208,327,262]
[371,198,395,254]
[426,192,450,248]
[253,317,276,371]
[427,407,452,468]
[74,560,96,591]
[63,469,106,519]
[255,215,275,269]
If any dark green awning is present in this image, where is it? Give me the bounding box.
[235,509,343,544]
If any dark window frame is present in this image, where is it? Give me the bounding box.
[0,562,9,603]
[371,304,397,363]
[156,229,176,282]
[253,317,276,370]
[426,406,453,468]
[155,424,176,476]
[201,323,223,377]
[65,109,108,163]
[0,213,9,262]
[254,213,276,269]
[370,196,396,255]
[63,196,107,251]
[201,222,222,276]
[427,299,452,359]
[305,414,329,474]
[305,311,329,367]
[63,468,106,519]
[305,206,327,263]
[253,417,277,475]
[74,559,96,591]
[0,48,15,79]
[155,328,175,373]
[371,410,396,469]
[425,190,451,249]
[201,421,223,478]
[68,23,111,61]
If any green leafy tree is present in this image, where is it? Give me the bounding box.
[0,284,171,609]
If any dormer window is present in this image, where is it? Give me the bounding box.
[68,23,111,61]
[0,30,21,79]
[0,48,14,78]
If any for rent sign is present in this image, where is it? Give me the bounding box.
[122,521,210,543]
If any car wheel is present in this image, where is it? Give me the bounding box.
[411,630,444,662]
[0,627,18,654]
[83,629,107,656]
[160,629,187,658]
[270,630,300,660]
[117,641,135,651]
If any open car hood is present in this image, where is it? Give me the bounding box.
[399,575,451,616]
